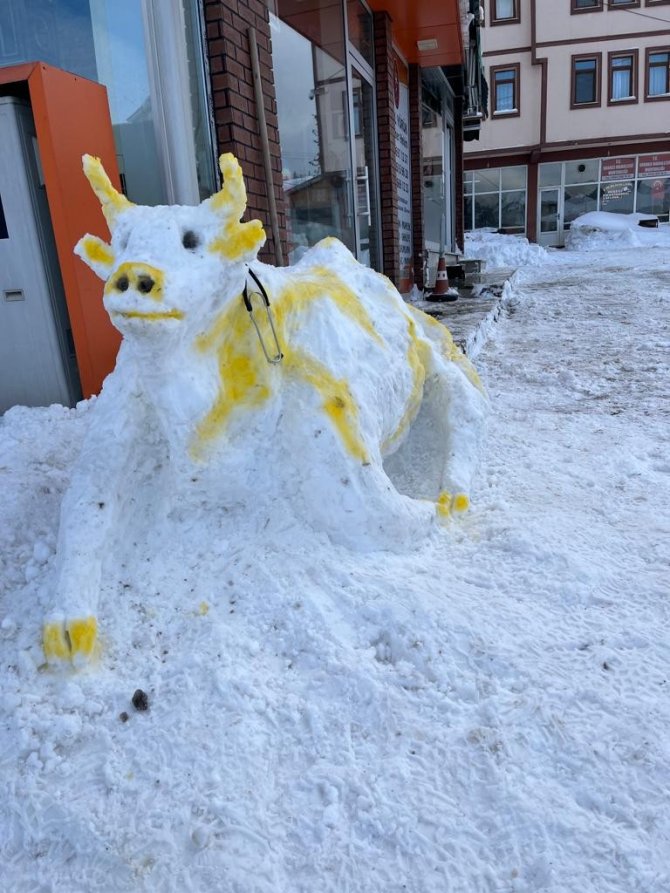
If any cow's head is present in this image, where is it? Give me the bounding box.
[75,154,266,340]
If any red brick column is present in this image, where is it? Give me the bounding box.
[373,10,400,283]
[409,64,426,290]
[203,0,287,264]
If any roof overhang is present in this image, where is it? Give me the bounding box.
[367,0,465,67]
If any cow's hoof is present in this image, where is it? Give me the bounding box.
[43,616,98,666]
[436,491,470,518]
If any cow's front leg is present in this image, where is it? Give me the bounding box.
[43,370,142,667]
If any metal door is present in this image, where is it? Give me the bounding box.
[538,187,563,247]
[0,97,81,412]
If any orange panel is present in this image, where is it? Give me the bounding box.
[0,62,121,398]
[367,0,464,67]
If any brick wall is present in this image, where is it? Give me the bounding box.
[409,64,425,291]
[373,10,400,284]
[203,0,287,264]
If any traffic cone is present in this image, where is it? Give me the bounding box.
[428,254,457,302]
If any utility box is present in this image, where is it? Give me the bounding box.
[0,96,82,411]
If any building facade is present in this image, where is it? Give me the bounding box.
[1,0,477,288]
[464,0,670,246]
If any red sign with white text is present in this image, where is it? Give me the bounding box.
[601,157,636,181]
[638,154,670,178]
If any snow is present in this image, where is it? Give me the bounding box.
[2,228,670,891]
[566,214,670,252]
[464,230,550,269]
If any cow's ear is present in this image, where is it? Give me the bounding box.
[75,234,116,280]
[82,154,134,230]
[206,153,267,262]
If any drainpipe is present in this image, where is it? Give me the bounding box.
[528,0,547,242]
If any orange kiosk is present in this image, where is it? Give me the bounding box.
[0,62,122,399]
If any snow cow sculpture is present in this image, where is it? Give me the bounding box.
[43,153,487,665]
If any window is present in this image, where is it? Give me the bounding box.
[491,64,520,115]
[464,166,527,233]
[571,0,603,11]
[571,55,601,107]
[608,51,638,103]
[607,0,640,7]
[646,49,670,98]
[490,0,520,25]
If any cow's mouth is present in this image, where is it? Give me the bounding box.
[112,309,184,321]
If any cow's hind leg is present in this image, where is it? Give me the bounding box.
[384,355,487,519]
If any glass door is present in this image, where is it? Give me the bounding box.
[538,188,562,247]
[350,67,379,268]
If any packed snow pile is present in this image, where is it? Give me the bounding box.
[464,230,549,270]
[43,152,487,667]
[565,211,670,251]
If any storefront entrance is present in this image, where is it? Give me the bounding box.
[271,0,380,269]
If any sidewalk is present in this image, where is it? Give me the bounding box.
[411,268,516,357]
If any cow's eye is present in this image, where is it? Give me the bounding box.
[182,230,199,250]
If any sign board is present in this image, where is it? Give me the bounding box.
[601,180,633,204]
[638,153,670,178]
[394,54,412,293]
[601,157,636,181]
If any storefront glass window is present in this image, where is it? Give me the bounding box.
[539,163,561,187]
[599,180,634,214]
[464,165,527,233]
[501,190,526,228]
[346,0,373,67]
[564,160,600,184]
[563,182,598,226]
[474,169,500,193]
[474,193,499,229]
[272,4,356,262]
[0,0,213,206]
[636,177,670,219]
[501,167,526,190]
[422,100,446,247]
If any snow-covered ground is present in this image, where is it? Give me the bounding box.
[1,231,669,892]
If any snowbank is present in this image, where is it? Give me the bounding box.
[464,230,550,270]
[565,212,670,251]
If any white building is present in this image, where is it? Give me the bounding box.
[465,0,670,245]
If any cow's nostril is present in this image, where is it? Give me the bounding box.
[137,275,155,294]
[116,274,129,292]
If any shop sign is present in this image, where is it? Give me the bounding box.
[394,54,412,292]
[638,153,670,178]
[601,157,636,181]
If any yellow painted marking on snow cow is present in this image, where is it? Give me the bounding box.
[411,307,484,393]
[113,310,184,321]
[43,616,98,663]
[82,154,134,226]
[43,621,72,662]
[436,491,470,518]
[209,219,266,263]
[80,234,115,268]
[285,347,368,463]
[191,298,272,457]
[274,269,382,346]
[104,262,165,302]
[381,316,429,455]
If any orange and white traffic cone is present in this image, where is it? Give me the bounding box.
[428,255,457,302]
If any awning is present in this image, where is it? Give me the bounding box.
[367,0,464,67]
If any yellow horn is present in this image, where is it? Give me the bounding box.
[82,154,134,228]
[208,153,248,220]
